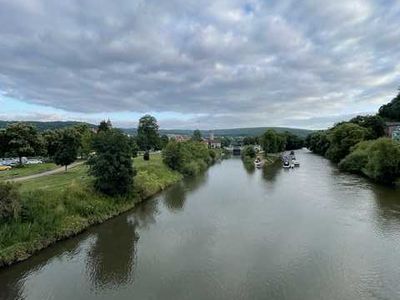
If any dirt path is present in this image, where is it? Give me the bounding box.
[8,161,85,183]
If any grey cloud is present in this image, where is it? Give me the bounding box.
[0,0,399,128]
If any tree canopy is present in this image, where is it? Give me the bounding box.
[379,90,400,121]
[53,128,80,171]
[89,129,135,195]
[137,115,160,152]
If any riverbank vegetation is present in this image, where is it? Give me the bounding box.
[162,140,220,176]
[0,153,182,267]
[306,89,400,184]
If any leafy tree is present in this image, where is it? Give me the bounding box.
[5,123,42,164]
[162,140,184,171]
[54,128,80,171]
[260,129,285,153]
[306,131,330,155]
[379,90,400,121]
[192,129,202,142]
[220,137,231,148]
[98,119,112,132]
[0,182,20,221]
[137,115,160,154]
[243,136,257,145]
[160,134,169,149]
[42,129,62,157]
[0,129,8,157]
[80,130,94,159]
[242,146,256,158]
[89,129,135,195]
[325,123,369,163]
[338,140,372,174]
[364,138,400,183]
[129,136,139,157]
[349,115,385,139]
[284,131,304,150]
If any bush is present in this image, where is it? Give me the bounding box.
[0,182,21,221]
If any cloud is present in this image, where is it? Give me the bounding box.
[0,0,399,129]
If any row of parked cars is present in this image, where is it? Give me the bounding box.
[0,157,43,171]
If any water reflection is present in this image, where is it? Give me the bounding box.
[86,215,139,290]
[262,162,281,182]
[163,172,208,213]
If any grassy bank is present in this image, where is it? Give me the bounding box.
[0,163,57,181]
[0,154,182,267]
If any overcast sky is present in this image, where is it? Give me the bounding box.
[0,0,399,129]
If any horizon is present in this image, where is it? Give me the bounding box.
[0,1,399,129]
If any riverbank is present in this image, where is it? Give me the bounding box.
[0,154,183,268]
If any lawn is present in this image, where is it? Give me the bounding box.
[0,163,58,181]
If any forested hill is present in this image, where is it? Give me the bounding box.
[0,121,313,137]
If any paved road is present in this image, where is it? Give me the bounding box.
[8,161,85,183]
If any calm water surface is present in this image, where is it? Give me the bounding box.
[1,149,400,300]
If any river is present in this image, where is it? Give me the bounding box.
[1,149,400,300]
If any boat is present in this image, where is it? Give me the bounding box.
[283,160,291,169]
[293,160,300,167]
[254,157,264,168]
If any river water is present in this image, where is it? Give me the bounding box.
[1,149,400,300]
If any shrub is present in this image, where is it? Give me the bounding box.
[0,182,21,221]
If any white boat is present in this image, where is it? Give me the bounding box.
[293,160,300,167]
[254,158,264,168]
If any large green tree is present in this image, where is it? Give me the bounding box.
[137,115,160,154]
[379,90,400,121]
[349,115,386,139]
[191,130,202,142]
[54,128,80,171]
[325,123,369,163]
[89,129,135,195]
[5,123,43,164]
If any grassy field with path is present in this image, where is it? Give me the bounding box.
[0,163,57,181]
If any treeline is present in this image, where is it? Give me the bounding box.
[243,130,305,153]
[306,89,400,184]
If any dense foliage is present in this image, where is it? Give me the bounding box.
[53,128,81,170]
[191,129,202,142]
[137,115,160,152]
[242,146,256,159]
[162,141,217,176]
[379,90,400,121]
[89,129,135,195]
[339,139,400,183]
[0,182,20,221]
[325,123,369,163]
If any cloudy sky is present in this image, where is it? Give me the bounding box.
[0,0,399,129]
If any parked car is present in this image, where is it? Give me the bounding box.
[26,159,43,165]
[0,165,12,171]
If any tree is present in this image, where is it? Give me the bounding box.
[325,123,369,163]
[284,131,304,150]
[98,119,112,133]
[260,129,285,153]
[5,123,42,164]
[243,136,256,145]
[364,138,400,183]
[349,115,385,139]
[0,129,8,157]
[137,115,160,155]
[220,137,231,148]
[192,129,202,142]
[242,146,256,158]
[54,128,80,171]
[160,135,169,149]
[306,131,330,156]
[129,136,139,157]
[89,129,135,195]
[42,129,62,157]
[379,90,400,121]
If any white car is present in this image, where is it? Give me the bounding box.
[26,159,43,165]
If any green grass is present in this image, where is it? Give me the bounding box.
[0,163,57,180]
[0,153,183,267]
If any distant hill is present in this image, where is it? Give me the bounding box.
[0,121,96,132]
[0,121,313,138]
